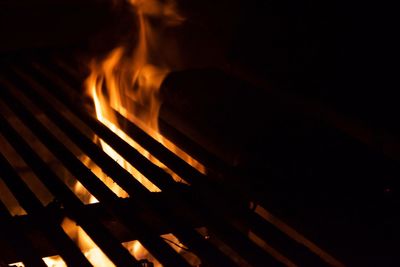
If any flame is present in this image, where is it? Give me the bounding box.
[85,0,205,188]
[53,1,205,266]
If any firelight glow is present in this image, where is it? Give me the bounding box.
[58,0,205,266]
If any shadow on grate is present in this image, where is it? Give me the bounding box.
[0,53,342,267]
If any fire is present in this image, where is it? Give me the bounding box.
[62,217,115,267]
[122,240,161,266]
[42,256,67,267]
[85,0,205,186]
[57,0,205,266]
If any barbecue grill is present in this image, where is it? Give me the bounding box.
[0,52,343,266]
[1,0,399,265]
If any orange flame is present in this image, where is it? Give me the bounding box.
[85,0,205,189]
[60,1,205,266]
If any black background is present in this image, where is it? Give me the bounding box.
[1,0,398,265]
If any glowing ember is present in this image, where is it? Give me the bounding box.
[123,240,162,267]
[62,217,115,267]
[42,256,67,267]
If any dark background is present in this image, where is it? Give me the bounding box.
[1,0,397,135]
[1,0,398,266]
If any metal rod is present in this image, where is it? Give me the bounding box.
[246,211,328,266]
[0,104,140,267]
[24,62,255,221]
[30,61,209,188]
[0,203,49,267]
[26,65,180,191]
[19,64,273,263]
[20,61,282,266]
[14,65,244,267]
[0,78,190,267]
[0,152,93,267]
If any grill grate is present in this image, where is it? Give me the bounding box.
[0,53,342,267]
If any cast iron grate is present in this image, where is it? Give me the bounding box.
[0,53,342,267]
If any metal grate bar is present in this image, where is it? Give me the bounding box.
[20,64,283,266]
[27,67,179,192]
[0,119,96,266]
[0,152,93,267]
[246,211,330,266]
[0,54,345,266]
[30,61,214,188]
[0,200,48,267]
[0,92,142,266]
[10,63,255,266]
[19,61,285,266]
[172,229,239,267]
[2,71,194,267]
